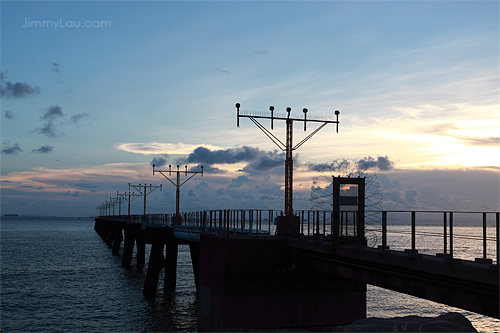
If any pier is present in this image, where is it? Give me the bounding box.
[94,208,499,331]
[94,106,498,331]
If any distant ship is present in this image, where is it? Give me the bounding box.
[3,214,19,217]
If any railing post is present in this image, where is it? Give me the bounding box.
[483,212,487,260]
[411,211,416,252]
[301,210,304,236]
[497,212,499,266]
[219,210,222,236]
[239,210,242,233]
[449,212,453,260]
[316,211,320,241]
[249,210,253,234]
[323,211,326,237]
[443,212,447,256]
[405,211,419,256]
[495,213,500,267]
[308,211,310,237]
[269,210,272,232]
[378,211,389,250]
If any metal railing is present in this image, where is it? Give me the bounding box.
[98,209,499,264]
[374,211,499,264]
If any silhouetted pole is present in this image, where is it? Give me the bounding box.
[153,164,203,218]
[117,191,142,216]
[128,183,162,216]
[236,103,340,219]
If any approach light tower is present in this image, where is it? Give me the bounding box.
[117,191,142,216]
[128,183,162,216]
[153,164,203,218]
[236,103,340,220]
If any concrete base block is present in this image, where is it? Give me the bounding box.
[198,234,366,332]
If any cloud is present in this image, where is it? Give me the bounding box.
[460,136,499,147]
[116,142,221,155]
[358,156,395,171]
[52,63,60,74]
[73,183,99,190]
[193,164,226,174]
[242,150,285,172]
[1,141,23,155]
[179,146,284,171]
[216,68,231,75]
[305,162,328,172]
[70,113,90,125]
[34,105,65,138]
[4,111,14,120]
[31,145,54,154]
[151,154,169,167]
[188,189,198,197]
[0,72,41,99]
[41,105,64,121]
[254,49,270,55]
[419,122,499,147]
[227,175,251,188]
[180,146,259,164]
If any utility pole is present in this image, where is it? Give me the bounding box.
[111,196,124,215]
[236,103,340,220]
[153,164,203,218]
[128,183,162,216]
[110,198,117,216]
[117,191,142,216]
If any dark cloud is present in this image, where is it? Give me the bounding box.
[70,113,90,125]
[73,183,99,190]
[31,145,54,154]
[420,122,499,147]
[461,137,499,147]
[216,188,226,196]
[1,72,41,99]
[151,154,169,167]
[196,164,226,174]
[404,189,418,205]
[179,146,258,164]
[358,156,395,171]
[254,49,270,55]
[228,175,251,188]
[41,105,64,121]
[179,146,284,173]
[188,189,198,197]
[217,68,231,75]
[1,141,23,155]
[52,63,60,74]
[34,105,65,138]
[306,162,328,172]
[4,111,14,120]
[243,151,285,172]
[37,122,62,138]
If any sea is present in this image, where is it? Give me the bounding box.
[1,216,499,332]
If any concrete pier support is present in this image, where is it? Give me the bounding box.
[105,222,114,246]
[143,226,179,296]
[136,227,146,266]
[189,242,200,293]
[122,224,137,267]
[198,234,366,332]
[112,221,124,254]
[144,242,165,297]
[164,239,178,291]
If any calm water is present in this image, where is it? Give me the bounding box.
[1,217,498,332]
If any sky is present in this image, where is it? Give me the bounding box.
[1,1,499,217]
